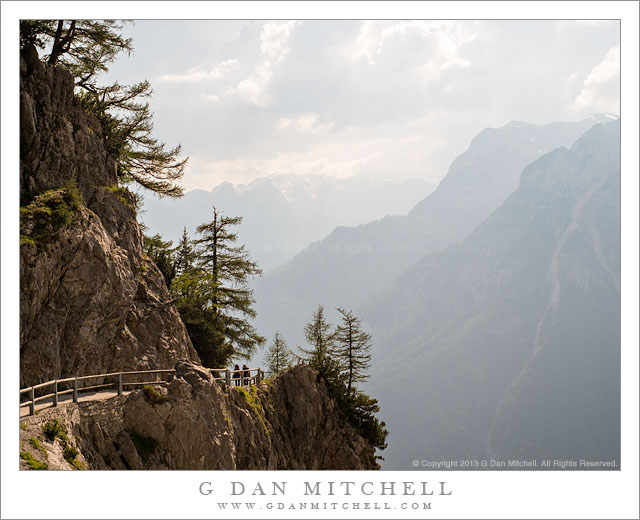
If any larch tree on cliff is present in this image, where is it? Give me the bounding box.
[20,19,187,197]
[171,207,265,367]
[298,306,388,451]
[332,308,373,398]
[298,305,335,368]
[265,332,294,377]
[331,308,387,451]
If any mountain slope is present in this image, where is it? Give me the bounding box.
[253,117,609,347]
[362,120,620,469]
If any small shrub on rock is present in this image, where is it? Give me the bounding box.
[143,384,168,405]
[43,419,63,440]
[20,180,82,249]
[20,450,48,470]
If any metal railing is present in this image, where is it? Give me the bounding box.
[19,367,264,416]
[211,367,265,387]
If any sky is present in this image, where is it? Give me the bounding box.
[101,20,620,192]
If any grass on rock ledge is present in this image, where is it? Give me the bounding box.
[20,180,82,249]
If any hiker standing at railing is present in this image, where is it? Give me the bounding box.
[233,364,241,386]
[242,364,250,385]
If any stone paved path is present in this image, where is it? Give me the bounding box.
[19,389,131,418]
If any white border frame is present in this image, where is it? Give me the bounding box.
[2,2,638,519]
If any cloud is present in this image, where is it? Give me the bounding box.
[441,57,472,71]
[572,45,620,114]
[179,111,471,192]
[278,113,334,134]
[228,21,300,107]
[154,21,300,107]
[348,21,476,83]
[157,59,240,83]
[260,21,299,60]
[350,21,381,65]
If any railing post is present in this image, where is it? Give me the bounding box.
[225,369,231,387]
[118,373,123,396]
[257,369,262,384]
[53,380,58,407]
[29,388,35,416]
[73,377,78,404]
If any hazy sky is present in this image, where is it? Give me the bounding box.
[103,20,620,192]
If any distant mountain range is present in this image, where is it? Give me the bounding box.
[363,119,620,468]
[252,115,613,348]
[140,174,434,271]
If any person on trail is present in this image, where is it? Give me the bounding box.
[242,364,250,385]
[233,364,241,386]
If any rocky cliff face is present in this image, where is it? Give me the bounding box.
[19,363,379,470]
[19,45,199,387]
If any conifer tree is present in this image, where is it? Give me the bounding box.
[332,307,372,397]
[298,307,387,450]
[173,206,264,366]
[299,305,334,368]
[265,332,294,377]
[20,19,133,79]
[143,233,175,286]
[174,227,195,275]
[170,274,232,368]
[80,81,187,197]
[193,207,260,310]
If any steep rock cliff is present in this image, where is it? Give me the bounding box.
[19,363,379,470]
[19,45,199,387]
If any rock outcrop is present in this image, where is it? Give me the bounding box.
[19,363,379,470]
[19,45,199,387]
